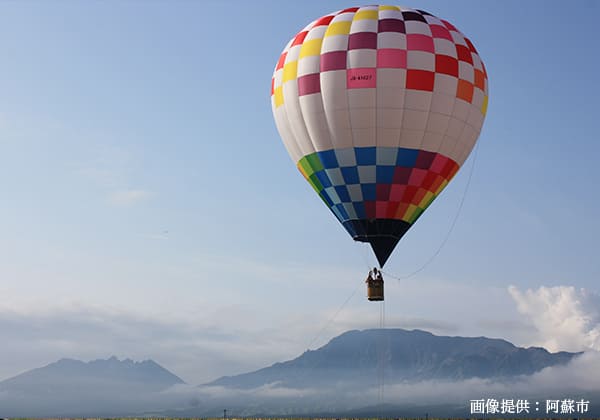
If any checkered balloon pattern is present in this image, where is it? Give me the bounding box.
[271,5,488,267]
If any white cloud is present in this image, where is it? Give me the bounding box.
[194,383,318,399]
[508,285,600,352]
[109,188,154,207]
[378,351,600,404]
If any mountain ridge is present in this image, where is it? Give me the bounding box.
[0,329,585,417]
[208,328,580,389]
[0,356,185,417]
[1,355,185,387]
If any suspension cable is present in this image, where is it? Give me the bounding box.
[383,140,481,281]
[305,277,362,350]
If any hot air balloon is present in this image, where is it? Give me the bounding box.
[271,5,488,298]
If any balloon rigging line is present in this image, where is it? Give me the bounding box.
[378,300,386,408]
[232,278,361,417]
[383,139,481,281]
[360,242,374,271]
[305,278,362,351]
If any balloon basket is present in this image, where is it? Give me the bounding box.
[367,278,384,301]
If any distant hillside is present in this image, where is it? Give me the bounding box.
[209,328,579,389]
[0,330,586,418]
[0,356,185,417]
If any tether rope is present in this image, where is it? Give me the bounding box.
[378,300,386,411]
[305,277,362,350]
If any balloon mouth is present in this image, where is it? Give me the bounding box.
[343,219,411,267]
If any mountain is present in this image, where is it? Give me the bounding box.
[191,329,585,417]
[209,328,579,389]
[0,356,185,417]
[0,330,588,417]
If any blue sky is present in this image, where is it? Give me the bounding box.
[1,0,599,384]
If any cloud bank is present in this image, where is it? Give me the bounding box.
[146,350,600,415]
[0,300,289,384]
[508,285,600,352]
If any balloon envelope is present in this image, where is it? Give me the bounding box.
[271,5,488,267]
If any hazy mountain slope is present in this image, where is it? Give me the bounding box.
[209,329,578,388]
[0,356,185,416]
[0,330,584,417]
